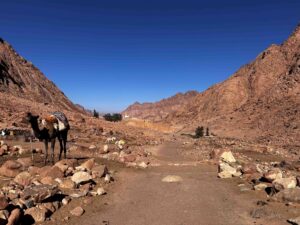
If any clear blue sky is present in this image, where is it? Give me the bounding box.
[1,0,299,112]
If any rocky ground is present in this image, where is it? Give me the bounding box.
[0,131,299,225]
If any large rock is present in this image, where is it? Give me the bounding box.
[272,188,300,203]
[0,160,22,178]
[220,151,236,163]
[25,207,50,223]
[273,177,297,191]
[263,169,283,182]
[22,185,59,204]
[60,179,76,189]
[71,172,92,185]
[14,172,32,187]
[218,162,241,178]
[40,176,56,185]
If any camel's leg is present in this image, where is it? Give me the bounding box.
[44,140,48,165]
[59,137,63,161]
[63,130,68,159]
[50,138,56,165]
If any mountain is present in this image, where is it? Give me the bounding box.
[0,38,81,112]
[123,91,199,121]
[123,24,300,145]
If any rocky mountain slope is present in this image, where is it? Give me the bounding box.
[0,38,80,112]
[123,24,300,145]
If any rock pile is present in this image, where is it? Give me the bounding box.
[0,157,111,224]
[215,149,300,212]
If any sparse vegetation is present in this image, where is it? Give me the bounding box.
[195,126,204,138]
[93,109,99,118]
[103,113,123,122]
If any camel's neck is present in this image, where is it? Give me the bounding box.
[30,121,41,138]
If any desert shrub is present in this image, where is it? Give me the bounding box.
[93,109,99,118]
[103,113,122,122]
[195,126,204,138]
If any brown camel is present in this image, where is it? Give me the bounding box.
[26,112,70,165]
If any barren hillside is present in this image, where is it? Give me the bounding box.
[124,24,300,145]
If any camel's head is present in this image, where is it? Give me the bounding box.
[26,112,39,125]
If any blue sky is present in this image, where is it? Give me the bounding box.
[1,0,299,112]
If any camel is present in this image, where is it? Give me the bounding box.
[26,112,70,165]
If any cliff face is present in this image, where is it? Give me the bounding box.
[0,38,80,112]
[124,25,300,144]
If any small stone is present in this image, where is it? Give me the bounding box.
[60,179,76,189]
[40,176,56,185]
[70,207,85,217]
[76,158,95,171]
[97,187,106,196]
[62,197,71,206]
[162,175,183,183]
[0,209,9,220]
[89,145,97,150]
[254,183,268,191]
[91,165,108,178]
[0,196,9,210]
[104,174,112,183]
[71,172,92,185]
[103,145,109,153]
[138,162,148,169]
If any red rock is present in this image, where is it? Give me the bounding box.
[14,172,32,187]
[40,166,64,179]
[0,196,8,210]
[123,155,137,163]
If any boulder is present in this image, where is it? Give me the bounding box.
[263,169,283,182]
[71,172,92,185]
[40,166,64,179]
[272,188,300,203]
[273,177,297,191]
[25,207,50,223]
[218,162,241,178]
[55,159,77,172]
[14,172,32,187]
[0,160,22,178]
[220,151,236,163]
[70,206,85,217]
[22,185,59,204]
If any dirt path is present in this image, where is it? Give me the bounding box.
[59,141,290,225]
